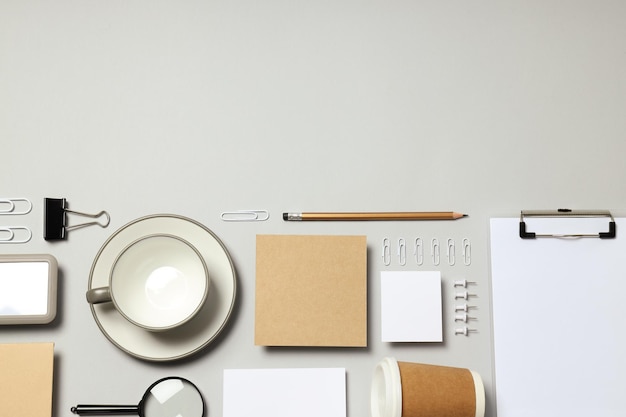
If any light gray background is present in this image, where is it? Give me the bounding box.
[1,1,625,416]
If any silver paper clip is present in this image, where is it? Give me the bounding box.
[44,198,110,241]
[220,210,269,222]
[0,226,32,244]
[414,237,423,265]
[447,238,456,265]
[382,238,391,266]
[0,198,32,215]
[431,238,440,266]
[462,238,471,265]
[397,238,406,266]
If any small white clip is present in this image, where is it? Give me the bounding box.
[431,238,440,265]
[0,226,32,244]
[454,304,477,312]
[455,326,478,336]
[0,198,32,215]
[462,238,471,266]
[414,237,423,265]
[382,238,391,266]
[220,210,269,222]
[447,238,455,265]
[397,238,406,266]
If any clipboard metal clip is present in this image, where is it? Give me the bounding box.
[519,209,616,239]
[44,198,110,241]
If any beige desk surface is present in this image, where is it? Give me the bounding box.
[2,2,625,416]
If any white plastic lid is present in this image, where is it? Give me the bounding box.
[370,357,402,417]
[470,370,486,417]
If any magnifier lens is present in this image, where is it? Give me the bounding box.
[143,378,204,417]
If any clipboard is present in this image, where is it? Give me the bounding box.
[490,213,625,417]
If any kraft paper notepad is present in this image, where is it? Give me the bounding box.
[380,271,442,342]
[0,342,55,417]
[255,234,367,347]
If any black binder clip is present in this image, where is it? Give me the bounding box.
[519,209,616,239]
[44,198,111,241]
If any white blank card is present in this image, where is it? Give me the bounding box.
[223,368,346,417]
[381,270,442,342]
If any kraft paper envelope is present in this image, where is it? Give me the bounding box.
[255,234,367,347]
[0,342,55,417]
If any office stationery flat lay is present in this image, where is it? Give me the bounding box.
[2,2,625,417]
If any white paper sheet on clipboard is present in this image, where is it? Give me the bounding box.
[490,216,625,417]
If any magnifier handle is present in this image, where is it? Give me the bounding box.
[71,405,139,415]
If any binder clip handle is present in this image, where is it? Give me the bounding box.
[64,208,111,231]
[44,198,110,241]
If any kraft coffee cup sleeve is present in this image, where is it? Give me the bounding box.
[371,357,485,417]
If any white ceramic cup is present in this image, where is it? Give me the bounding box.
[86,234,210,331]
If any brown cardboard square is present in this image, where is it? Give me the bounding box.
[255,234,367,347]
[0,342,54,417]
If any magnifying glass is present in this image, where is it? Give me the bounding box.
[71,376,205,417]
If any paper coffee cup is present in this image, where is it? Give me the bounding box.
[371,357,485,417]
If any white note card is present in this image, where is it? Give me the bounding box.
[223,368,346,417]
[380,270,442,342]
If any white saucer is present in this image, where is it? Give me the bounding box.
[88,214,237,361]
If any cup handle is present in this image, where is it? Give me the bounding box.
[86,287,112,304]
